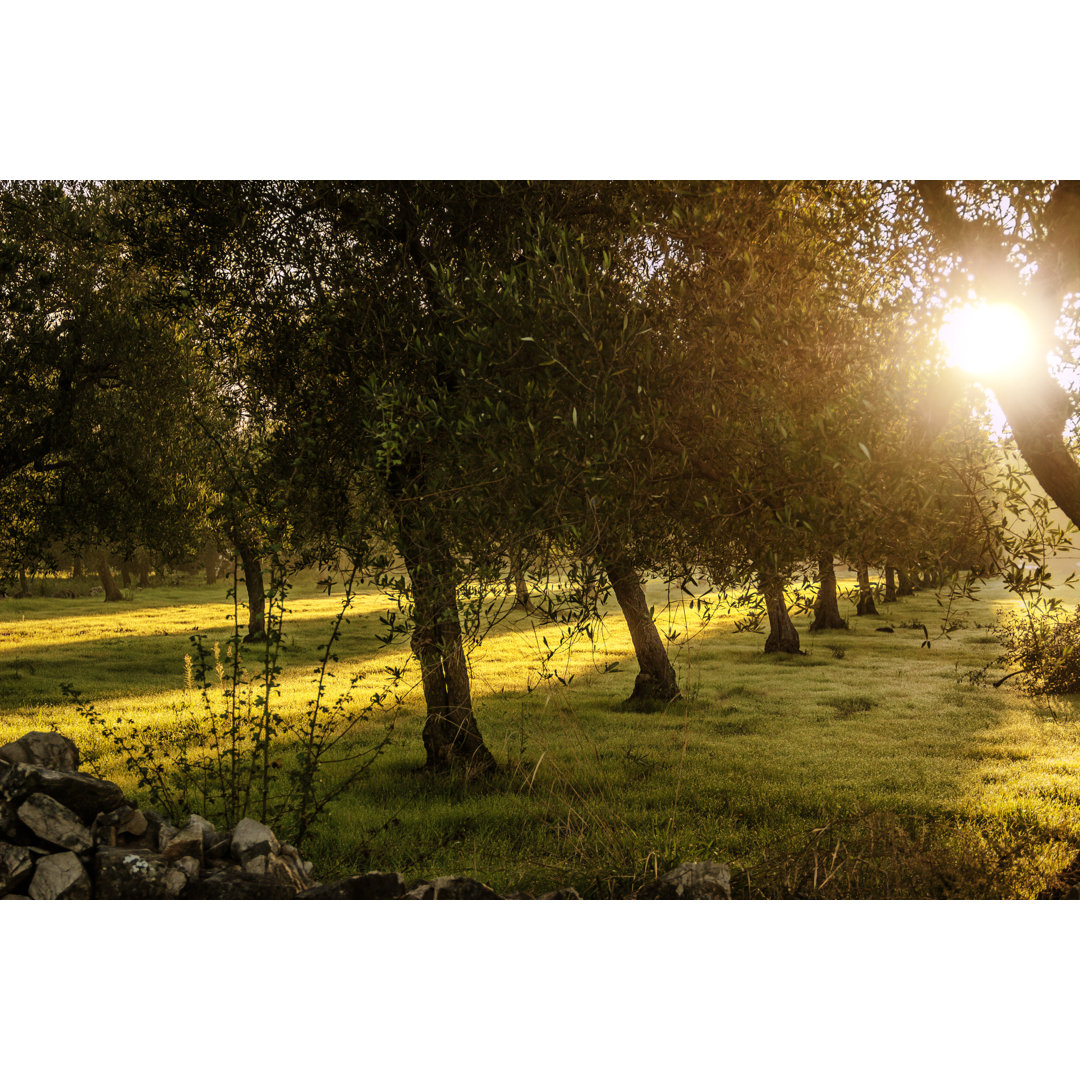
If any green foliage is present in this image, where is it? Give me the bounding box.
[995,603,1080,696]
[59,567,399,843]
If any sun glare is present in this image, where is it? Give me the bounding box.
[940,302,1033,381]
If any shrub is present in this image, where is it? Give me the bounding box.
[994,605,1080,695]
[60,563,400,844]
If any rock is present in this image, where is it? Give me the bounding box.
[0,731,80,772]
[17,793,93,853]
[230,817,280,869]
[155,822,178,851]
[29,851,93,899]
[504,891,535,899]
[0,842,34,896]
[187,866,300,900]
[205,831,232,861]
[297,872,405,900]
[271,850,314,890]
[92,804,148,847]
[404,876,502,900]
[0,798,16,840]
[0,760,124,819]
[160,822,204,864]
[94,847,174,900]
[634,861,732,900]
[539,887,582,900]
[183,814,217,847]
[875,626,895,634]
[241,850,314,890]
[163,856,200,899]
[142,809,168,849]
[1,893,30,899]
[173,855,200,881]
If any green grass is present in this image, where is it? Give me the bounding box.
[3,570,1080,898]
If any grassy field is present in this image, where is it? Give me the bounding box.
[2,569,1080,898]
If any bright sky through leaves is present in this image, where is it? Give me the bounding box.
[940,302,1033,382]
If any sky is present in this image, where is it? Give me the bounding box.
[5,3,1078,178]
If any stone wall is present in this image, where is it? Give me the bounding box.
[0,731,732,900]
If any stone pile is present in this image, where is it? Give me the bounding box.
[1,730,734,900]
[0,730,316,899]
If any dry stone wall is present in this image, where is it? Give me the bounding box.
[0,731,732,900]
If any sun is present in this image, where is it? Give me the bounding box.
[940,302,1033,381]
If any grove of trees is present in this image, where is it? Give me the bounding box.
[4,180,1078,773]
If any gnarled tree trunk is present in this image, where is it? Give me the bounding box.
[855,560,878,616]
[235,540,266,643]
[761,577,802,654]
[400,532,496,774]
[810,553,847,631]
[600,550,680,707]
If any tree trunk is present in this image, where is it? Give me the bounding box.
[855,561,878,616]
[400,535,496,774]
[916,181,1080,534]
[120,561,132,589]
[884,564,898,603]
[600,550,680,707]
[761,578,802,654]
[72,554,84,579]
[135,549,151,588]
[202,538,219,584]
[810,553,847,631]
[511,552,539,615]
[897,567,915,597]
[97,552,124,602]
[235,541,266,643]
[17,567,30,598]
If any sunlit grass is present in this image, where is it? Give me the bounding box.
[2,570,1080,897]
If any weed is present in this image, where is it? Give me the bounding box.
[61,561,399,844]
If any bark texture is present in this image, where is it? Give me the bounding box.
[761,579,802,654]
[897,567,915,597]
[400,536,496,773]
[600,551,680,706]
[235,541,266,643]
[810,553,847,631]
[855,561,878,616]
